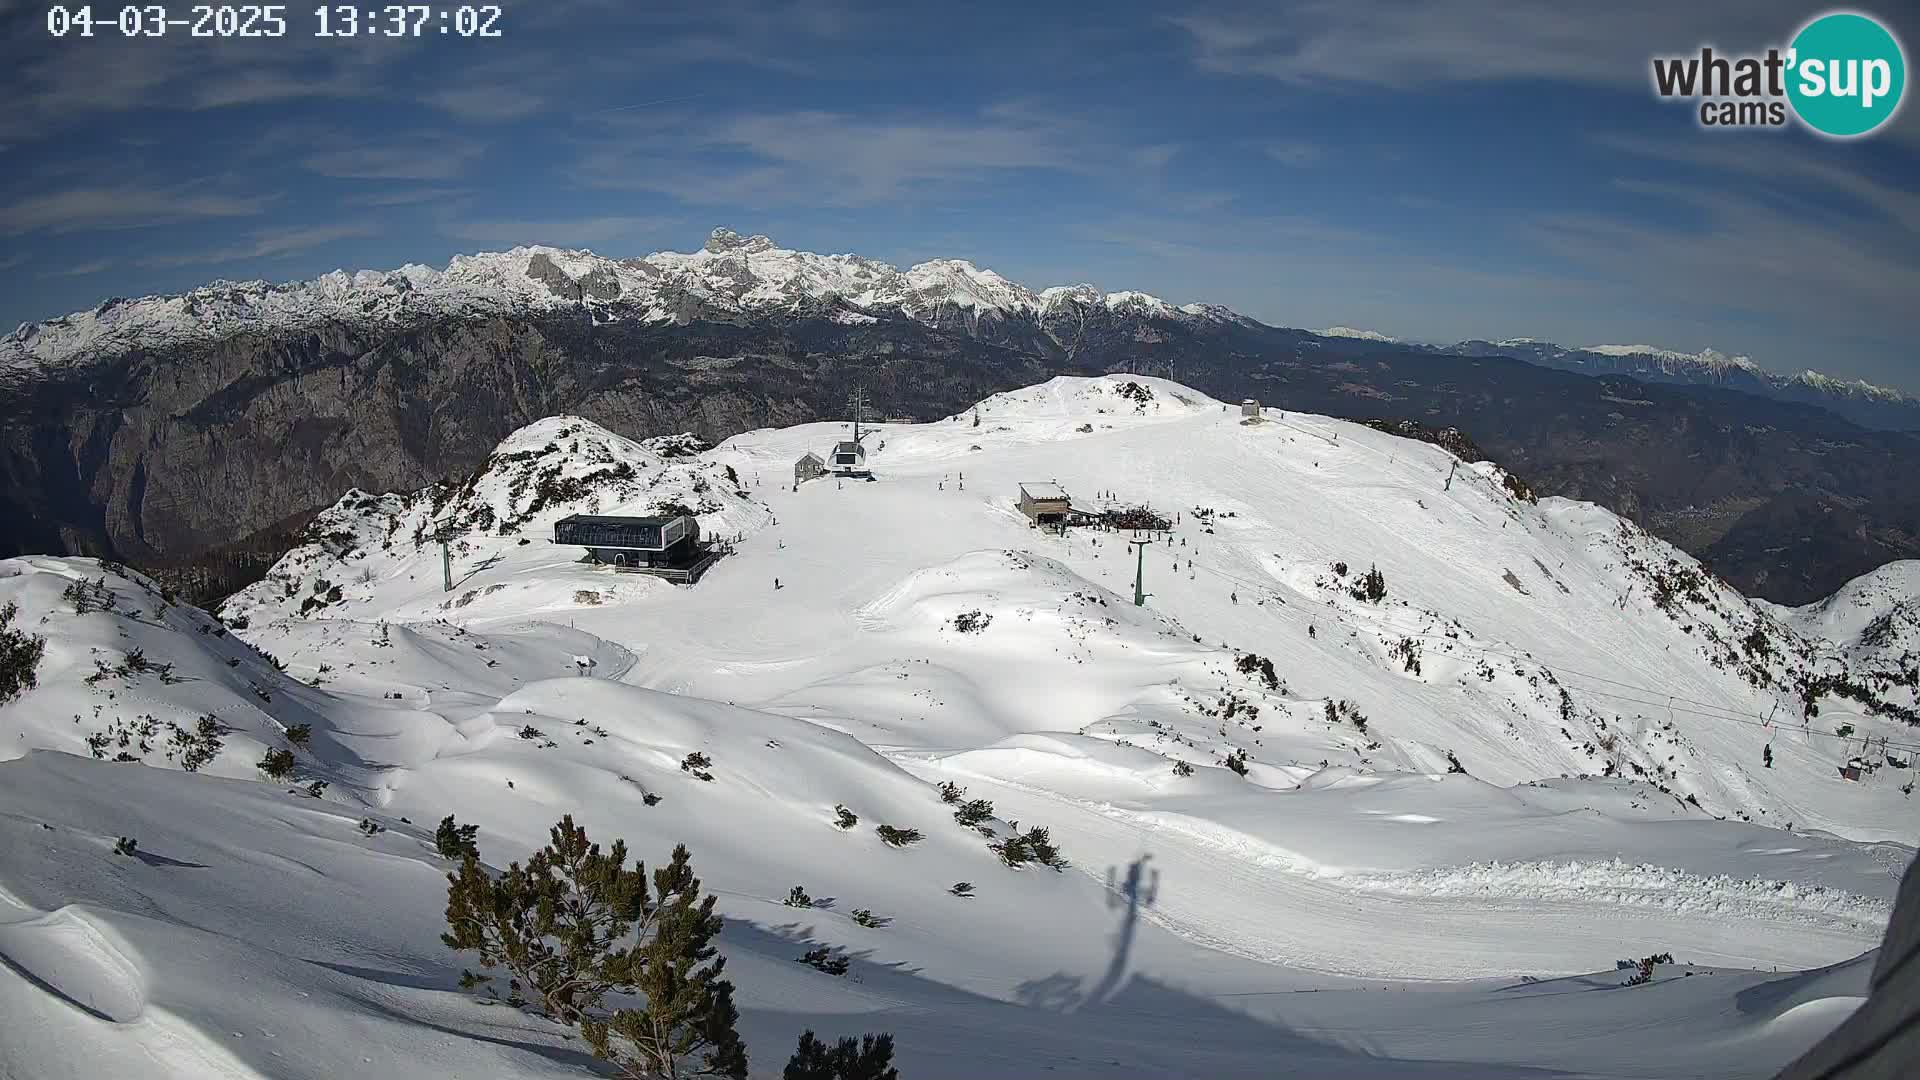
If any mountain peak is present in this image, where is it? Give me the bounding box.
[704,227,778,255]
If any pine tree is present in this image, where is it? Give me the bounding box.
[435,814,480,859]
[442,816,748,1078]
[951,798,993,828]
[784,1030,899,1080]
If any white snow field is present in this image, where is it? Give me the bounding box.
[2,374,1915,1079]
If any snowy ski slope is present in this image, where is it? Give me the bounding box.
[1,374,1915,1078]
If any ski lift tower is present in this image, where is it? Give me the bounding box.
[830,385,876,477]
[430,525,463,592]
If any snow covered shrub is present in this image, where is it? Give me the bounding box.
[874,825,922,847]
[1224,749,1250,776]
[849,909,889,929]
[518,725,545,741]
[358,817,385,837]
[797,946,850,976]
[257,747,297,779]
[1389,637,1422,675]
[992,825,1068,870]
[1621,952,1673,987]
[113,836,138,856]
[1235,652,1280,691]
[443,816,748,1078]
[784,1030,898,1080]
[951,610,991,634]
[682,751,715,781]
[1445,751,1467,775]
[166,714,227,772]
[1835,724,1856,739]
[436,815,480,860]
[785,886,814,908]
[949,882,975,898]
[285,723,312,747]
[61,576,116,614]
[937,781,965,804]
[952,798,994,828]
[1172,760,1195,777]
[1350,564,1387,603]
[301,779,328,799]
[0,602,48,705]
[833,805,858,830]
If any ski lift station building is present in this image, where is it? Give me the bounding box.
[553,513,700,568]
[830,439,869,477]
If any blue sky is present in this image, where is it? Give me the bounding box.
[2,0,1917,388]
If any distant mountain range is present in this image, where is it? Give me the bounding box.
[4,227,1919,605]
[1438,339,1918,432]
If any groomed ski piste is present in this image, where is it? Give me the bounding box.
[2,375,1915,1078]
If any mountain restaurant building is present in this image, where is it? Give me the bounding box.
[553,514,700,569]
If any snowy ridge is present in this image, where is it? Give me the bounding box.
[1319,325,1399,342]
[220,416,770,626]
[1,228,1237,373]
[1583,344,1762,373]
[1784,369,1910,402]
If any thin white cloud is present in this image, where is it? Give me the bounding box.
[579,108,1089,207]
[1593,133,1920,235]
[341,188,473,208]
[438,216,677,251]
[45,259,115,278]
[0,33,399,141]
[1265,140,1325,167]
[1168,1,1810,89]
[0,187,270,235]
[422,85,548,122]
[138,225,378,268]
[302,136,487,181]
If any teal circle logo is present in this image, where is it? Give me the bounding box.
[1786,12,1907,137]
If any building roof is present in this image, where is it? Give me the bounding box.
[554,513,689,526]
[1021,482,1069,501]
[833,440,865,455]
[796,451,824,464]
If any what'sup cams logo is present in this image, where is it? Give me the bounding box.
[1651,10,1907,137]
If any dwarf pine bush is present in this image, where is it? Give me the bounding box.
[442,816,750,1078]
[0,602,47,705]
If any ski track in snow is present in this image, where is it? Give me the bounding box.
[914,763,1892,979]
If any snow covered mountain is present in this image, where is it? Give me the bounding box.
[1318,325,1399,342]
[2,374,1915,1078]
[0,229,1239,377]
[1445,337,1920,430]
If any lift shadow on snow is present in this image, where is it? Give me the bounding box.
[725,856,1559,1080]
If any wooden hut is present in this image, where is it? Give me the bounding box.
[1018,482,1073,528]
[794,451,827,485]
